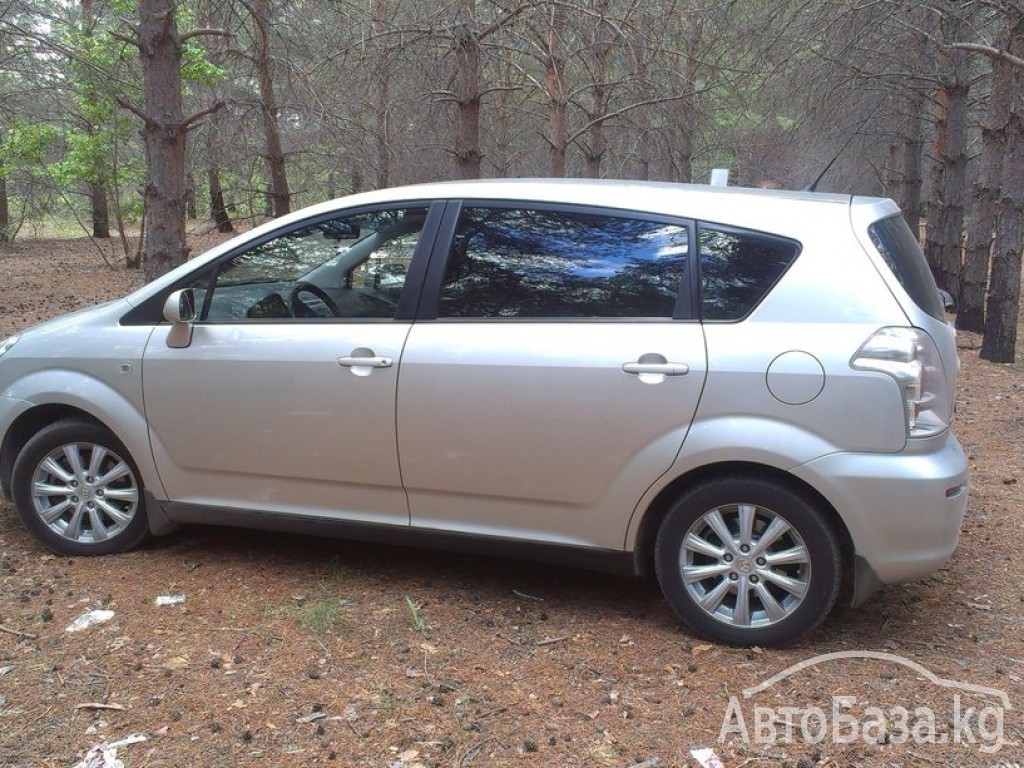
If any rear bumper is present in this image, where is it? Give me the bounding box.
[791,432,968,587]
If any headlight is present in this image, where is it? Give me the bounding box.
[0,335,19,359]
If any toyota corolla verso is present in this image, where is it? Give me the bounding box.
[0,179,968,646]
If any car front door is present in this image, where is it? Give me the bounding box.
[397,203,707,550]
[142,203,442,526]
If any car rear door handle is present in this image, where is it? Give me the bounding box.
[338,355,393,368]
[622,361,689,376]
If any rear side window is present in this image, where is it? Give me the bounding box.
[868,215,945,321]
[438,207,690,319]
[699,225,800,320]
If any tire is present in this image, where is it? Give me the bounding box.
[655,476,842,647]
[11,419,150,556]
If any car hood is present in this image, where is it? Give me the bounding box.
[9,299,126,342]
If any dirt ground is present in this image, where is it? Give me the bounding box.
[0,230,1022,768]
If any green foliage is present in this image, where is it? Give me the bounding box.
[1,123,59,168]
[182,41,226,85]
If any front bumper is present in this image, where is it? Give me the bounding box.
[0,394,33,500]
[791,432,968,589]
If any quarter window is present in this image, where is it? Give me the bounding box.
[698,225,800,320]
[438,207,690,319]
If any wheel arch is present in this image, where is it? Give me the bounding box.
[631,462,854,591]
[1,405,111,498]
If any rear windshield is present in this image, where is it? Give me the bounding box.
[868,215,945,321]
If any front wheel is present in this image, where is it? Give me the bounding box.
[655,477,842,646]
[11,420,150,556]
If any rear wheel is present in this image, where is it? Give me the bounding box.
[655,476,842,646]
[11,420,150,555]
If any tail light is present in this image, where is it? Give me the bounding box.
[851,327,952,438]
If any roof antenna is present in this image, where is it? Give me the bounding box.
[803,98,884,192]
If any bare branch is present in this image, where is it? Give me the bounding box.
[109,30,142,49]
[476,1,543,41]
[952,42,1024,69]
[180,28,231,44]
[183,100,226,131]
[566,93,692,145]
[114,96,155,129]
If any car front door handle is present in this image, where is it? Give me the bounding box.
[338,355,393,369]
[622,361,689,376]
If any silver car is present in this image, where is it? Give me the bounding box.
[0,180,968,646]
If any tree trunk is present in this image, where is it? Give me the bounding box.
[82,0,111,241]
[583,0,611,178]
[0,166,10,243]
[373,0,392,187]
[884,143,899,200]
[491,48,513,177]
[208,167,234,233]
[981,16,1024,363]
[960,36,1012,333]
[184,171,197,219]
[453,0,483,179]
[924,10,970,298]
[670,18,699,183]
[251,0,290,216]
[90,181,110,238]
[900,94,924,240]
[137,0,190,281]
[545,4,567,177]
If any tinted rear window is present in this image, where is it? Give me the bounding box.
[438,207,690,319]
[867,215,945,320]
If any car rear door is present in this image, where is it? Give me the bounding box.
[397,202,708,550]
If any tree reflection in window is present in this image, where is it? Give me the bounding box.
[698,226,800,320]
[439,207,689,319]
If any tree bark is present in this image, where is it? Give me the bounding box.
[208,167,234,233]
[137,0,190,280]
[0,166,10,243]
[668,14,700,183]
[884,143,898,199]
[373,0,392,187]
[184,171,197,219]
[583,0,611,178]
[982,16,1024,363]
[900,91,924,240]
[924,10,970,298]
[960,35,1012,333]
[250,0,290,216]
[82,1,111,240]
[453,0,483,179]
[544,4,567,177]
[90,181,110,238]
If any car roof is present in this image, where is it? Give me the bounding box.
[280,178,893,240]
[314,177,856,215]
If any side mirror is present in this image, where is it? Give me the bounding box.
[163,289,196,348]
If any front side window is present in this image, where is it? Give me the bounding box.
[699,225,800,320]
[438,207,690,319]
[200,207,428,321]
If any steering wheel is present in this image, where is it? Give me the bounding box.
[289,282,341,318]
